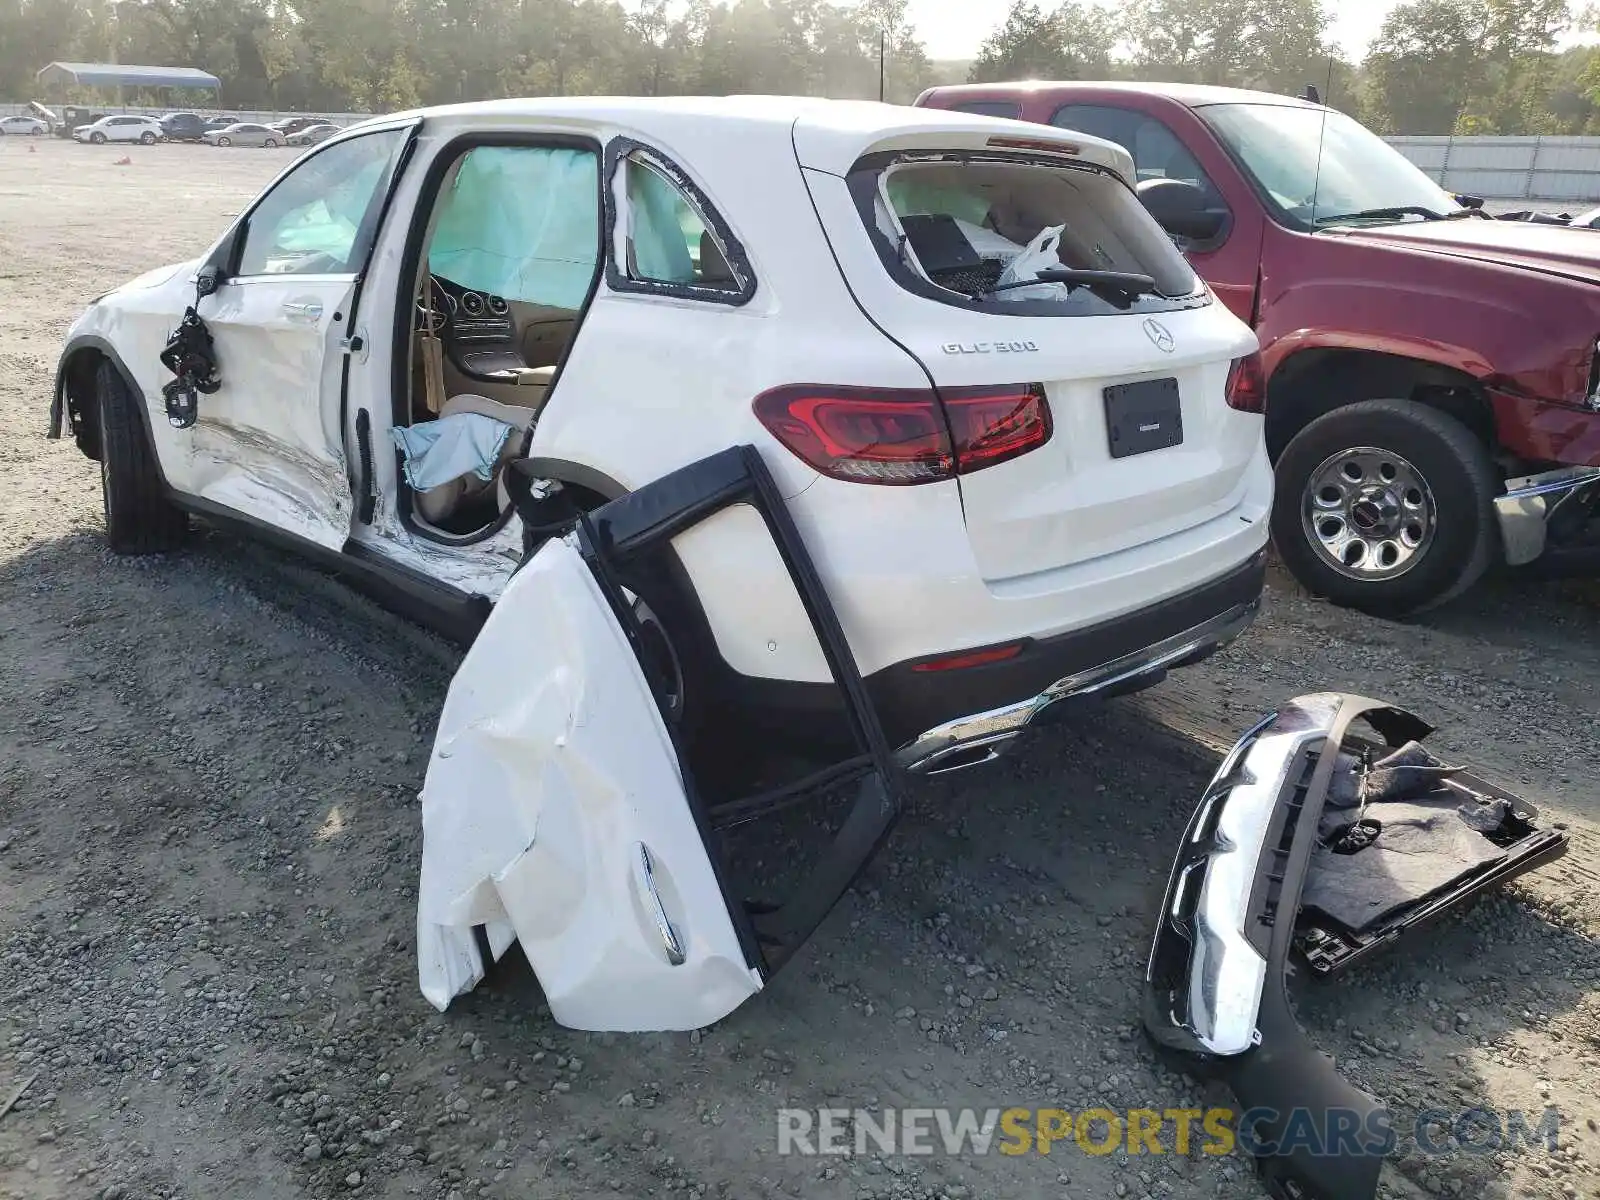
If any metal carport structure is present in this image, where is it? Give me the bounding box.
[34,62,222,103]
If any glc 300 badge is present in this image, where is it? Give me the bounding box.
[941,341,1040,355]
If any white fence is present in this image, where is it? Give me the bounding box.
[7,98,1600,205]
[1386,135,1600,203]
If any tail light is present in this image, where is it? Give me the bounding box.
[1224,353,1266,413]
[753,384,1051,485]
[910,642,1026,673]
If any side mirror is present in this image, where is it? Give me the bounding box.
[195,263,220,299]
[1454,193,1485,210]
[1137,177,1227,243]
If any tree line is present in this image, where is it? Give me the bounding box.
[968,0,1599,135]
[1,0,932,112]
[3,0,1599,135]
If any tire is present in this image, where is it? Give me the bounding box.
[612,557,710,742]
[30,127,42,136]
[95,360,186,555]
[1271,398,1499,616]
[217,136,230,147]
[265,137,279,148]
[139,131,155,144]
[90,131,106,144]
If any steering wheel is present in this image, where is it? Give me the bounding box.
[416,276,455,334]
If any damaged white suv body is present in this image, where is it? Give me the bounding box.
[53,97,1272,1027]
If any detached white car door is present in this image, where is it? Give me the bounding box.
[417,536,763,1032]
[175,122,416,547]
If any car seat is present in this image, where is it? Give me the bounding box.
[699,231,734,285]
[413,393,539,528]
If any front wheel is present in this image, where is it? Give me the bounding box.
[265,137,280,147]
[95,360,187,554]
[217,136,230,146]
[139,131,156,144]
[1271,399,1499,616]
[90,131,106,144]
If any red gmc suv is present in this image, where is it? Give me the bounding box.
[917,81,1600,614]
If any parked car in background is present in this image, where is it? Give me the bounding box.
[204,116,240,131]
[270,116,329,136]
[203,122,283,148]
[160,112,208,142]
[286,122,339,146]
[73,115,164,145]
[161,113,209,141]
[1,114,49,136]
[918,81,1600,614]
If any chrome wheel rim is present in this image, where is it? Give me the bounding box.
[1301,445,1436,581]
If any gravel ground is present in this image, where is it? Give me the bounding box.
[2,137,1599,1200]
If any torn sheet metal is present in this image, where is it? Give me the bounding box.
[417,535,762,1031]
[1144,693,1569,1200]
[418,446,907,1032]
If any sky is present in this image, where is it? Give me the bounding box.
[908,0,1420,63]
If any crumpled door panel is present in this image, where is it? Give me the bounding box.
[417,446,906,1032]
[417,536,761,1031]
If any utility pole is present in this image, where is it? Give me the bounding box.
[879,29,886,102]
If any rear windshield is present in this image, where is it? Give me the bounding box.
[847,152,1205,317]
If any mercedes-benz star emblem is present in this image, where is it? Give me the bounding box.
[1143,318,1175,354]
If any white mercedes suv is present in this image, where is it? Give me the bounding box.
[52,96,1271,773]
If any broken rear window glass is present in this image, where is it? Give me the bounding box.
[850,153,1203,317]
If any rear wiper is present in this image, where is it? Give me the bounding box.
[1314,205,1447,226]
[982,268,1160,299]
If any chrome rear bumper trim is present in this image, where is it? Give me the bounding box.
[896,598,1259,775]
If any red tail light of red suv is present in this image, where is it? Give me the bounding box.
[754,383,1051,484]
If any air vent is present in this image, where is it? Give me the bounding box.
[460,292,484,317]
[486,295,509,316]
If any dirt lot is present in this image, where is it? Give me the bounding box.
[2,136,1599,1200]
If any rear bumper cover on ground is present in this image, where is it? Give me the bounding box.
[1144,693,1567,1200]
[1145,694,1418,1198]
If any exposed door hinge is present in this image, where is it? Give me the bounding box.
[340,332,369,363]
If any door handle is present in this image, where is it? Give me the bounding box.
[631,842,686,966]
[282,299,323,323]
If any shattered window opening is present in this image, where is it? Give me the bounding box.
[622,152,740,292]
[853,152,1204,317]
[235,128,409,277]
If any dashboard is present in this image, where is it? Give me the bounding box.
[420,273,533,378]
[420,274,514,345]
